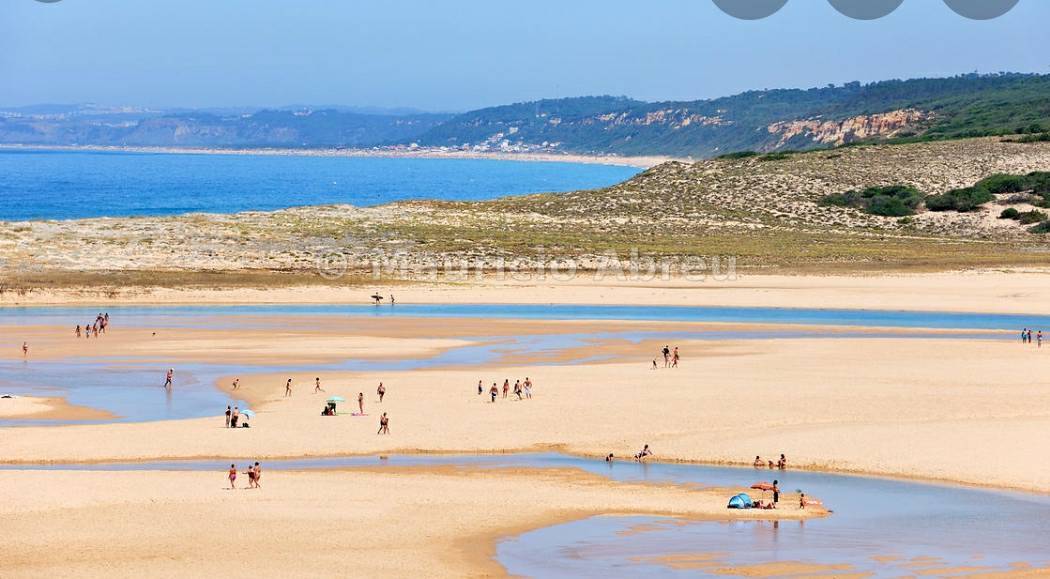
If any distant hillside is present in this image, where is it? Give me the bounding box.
[3,73,1049,156]
[0,108,453,148]
[412,74,1050,157]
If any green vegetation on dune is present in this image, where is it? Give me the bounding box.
[821,185,924,217]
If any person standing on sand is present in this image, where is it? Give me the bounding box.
[1028,329,1034,344]
[524,377,532,399]
[253,462,262,488]
[1022,328,1029,344]
[377,382,385,403]
[358,392,365,415]
[772,480,780,508]
[228,464,237,489]
[1039,331,1043,348]
[164,368,174,389]
[502,379,509,399]
[514,380,522,400]
[22,342,28,359]
[478,380,483,395]
[662,345,670,367]
[672,347,679,368]
[314,377,324,393]
[490,383,499,403]
[231,406,240,428]
[225,405,232,428]
[377,412,389,434]
[285,378,292,397]
[75,325,81,338]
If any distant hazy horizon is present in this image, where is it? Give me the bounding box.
[2,0,1047,111]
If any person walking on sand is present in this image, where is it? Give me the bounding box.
[75,325,81,338]
[377,382,385,403]
[314,377,324,393]
[228,464,238,489]
[799,493,807,509]
[377,412,389,435]
[252,462,262,488]
[651,359,658,370]
[477,380,483,395]
[164,368,174,389]
[662,345,670,367]
[225,405,232,428]
[524,377,532,400]
[672,347,679,368]
[358,392,365,415]
[502,379,510,399]
[285,378,292,397]
[490,383,499,403]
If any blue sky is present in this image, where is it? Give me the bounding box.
[1,0,1046,111]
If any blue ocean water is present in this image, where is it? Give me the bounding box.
[0,149,639,221]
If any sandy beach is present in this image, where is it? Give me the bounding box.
[4,278,1050,575]
[0,466,817,578]
[8,269,1050,315]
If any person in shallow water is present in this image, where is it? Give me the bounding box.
[753,455,764,468]
[164,368,174,389]
[778,454,787,469]
[635,445,652,461]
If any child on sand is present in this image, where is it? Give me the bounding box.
[635,444,652,461]
[377,382,385,403]
[377,412,389,434]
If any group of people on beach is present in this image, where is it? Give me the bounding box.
[1021,328,1043,347]
[605,443,654,463]
[753,454,788,470]
[223,405,248,428]
[652,345,680,369]
[74,313,110,339]
[227,462,262,489]
[479,377,534,402]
